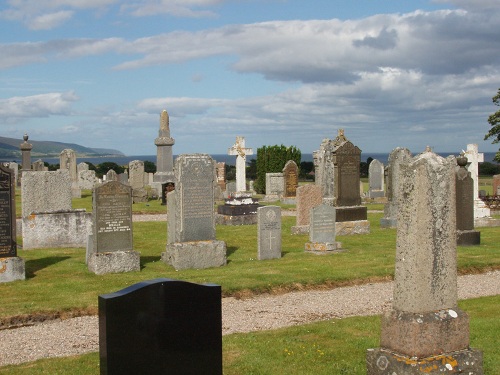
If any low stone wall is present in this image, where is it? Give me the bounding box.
[22,210,92,250]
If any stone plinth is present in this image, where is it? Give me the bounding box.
[0,257,25,283]
[304,242,342,252]
[336,220,370,236]
[88,251,140,275]
[335,206,367,222]
[162,240,227,270]
[457,229,481,246]
[22,210,92,249]
[216,195,261,226]
[367,348,483,374]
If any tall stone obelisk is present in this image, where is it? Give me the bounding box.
[20,133,33,171]
[153,110,175,184]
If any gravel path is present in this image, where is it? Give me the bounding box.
[1,271,499,367]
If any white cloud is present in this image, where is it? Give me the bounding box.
[121,0,222,17]
[30,10,74,30]
[0,91,79,121]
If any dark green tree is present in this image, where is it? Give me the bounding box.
[254,145,301,194]
[96,162,125,178]
[144,160,157,174]
[484,88,500,162]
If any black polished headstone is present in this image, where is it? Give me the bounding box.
[99,278,222,375]
[0,165,16,257]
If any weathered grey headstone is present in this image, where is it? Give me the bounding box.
[77,162,89,173]
[455,154,480,245]
[78,169,98,189]
[283,160,299,198]
[162,154,226,270]
[88,181,139,275]
[367,148,483,374]
[8,162,18,187]
[305,204,341,252]
[264,172,284,201]
[368,159,385,198]
[60,148,81,198]
[291,184,322,234]
[225,181,236,197]
[21,170,72,217]
[493,174,500,196]
[153,109,175,184]
[380,147,412,228]
[313,139,335,198]
[32,159,45,171]
[129,160,147,203]
[99,279,222,375]
[105,169,118,182]
[21,170,91,249]
[257,206,281,260]
[0,165,25,283]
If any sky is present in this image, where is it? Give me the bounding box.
[1,0,500,157]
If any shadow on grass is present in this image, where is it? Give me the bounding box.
[226,246,239,257]
[25,256,71,279]
[140,255,162,269]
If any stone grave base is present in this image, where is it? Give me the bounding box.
[380,308,470,358]
[291,225,309,235]
[22,210,92,249]
[280,197,296,205]
[336,206,367,222]
[474,217,500,227]
[88,251,141,275]
[0,257,25,283]
[368,190,385,199]
[457,229,480,246]
[162,240,227,270]
[215,213,257,226]
[336,220,370,236]
[366,348,483,374]
[261,195,280,202]
[304,242,343,254]
[379,217,396,228]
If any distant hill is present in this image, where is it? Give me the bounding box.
[0,136,125,158]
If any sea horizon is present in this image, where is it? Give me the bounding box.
[3,151,497,167]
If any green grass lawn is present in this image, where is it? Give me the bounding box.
[2,295,498,374]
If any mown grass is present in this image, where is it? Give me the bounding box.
[2,295,498,374]
[2,211,499,321]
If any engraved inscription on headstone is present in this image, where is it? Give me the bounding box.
[0,166,16,257]
[309,204,336,244]
[93,181,133,252]
[178,155,215,242]
[257,206,281,260]
[283,160,299,198]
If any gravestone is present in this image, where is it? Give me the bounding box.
[105,169,118,182]
[99,278,222,375]
[464,143,490,220]
[367,148,483,374]
[368,159,385,198]
[216,162,226,191]
[0,165,25,282]
[129,160,147,203]
[257,206,281,260]
[153,109,175,184]
[8,162,18,187]
[264,172,284,201]
[162,154,226,270]
[291,184,322,234]
[60,148,81,198]
[283,160,299,198]
[21,170,91,249]
[225,181,236,198]
[305,204,342,252]
[32,159,45,171]
[313,139,335,198]
[493,174,500,196]
[228,136,253,193]
[331,129,362,206]
[77,162,89,173]
[87,181,139,275]
[455,154,480,245]
[380,147,412,228]
[78,169,98,189]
